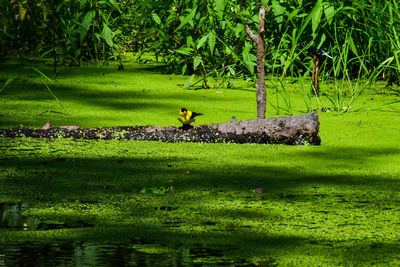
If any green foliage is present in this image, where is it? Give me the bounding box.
[149,0,400,84]
[2,0,400,86]
[0,0,124,65]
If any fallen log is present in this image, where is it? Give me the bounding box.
[0,112,321,145]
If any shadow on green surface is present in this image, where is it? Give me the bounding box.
[0,141,400,264]
[1,145,399,194]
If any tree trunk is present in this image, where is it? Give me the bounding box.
[245,6,271,119]
[312,51,320,96]
[0,113,321,145]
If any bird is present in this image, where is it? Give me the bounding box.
[177,108,203,130]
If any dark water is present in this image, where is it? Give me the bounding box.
[0,242,252,266]
[0,203,92,231]
[0,203,253,266]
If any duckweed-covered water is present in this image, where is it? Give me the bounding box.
[1,61,400,265]
[0,202,254,266]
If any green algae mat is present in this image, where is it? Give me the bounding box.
[1,61,400,265]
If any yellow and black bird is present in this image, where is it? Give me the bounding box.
[177,108,203,130]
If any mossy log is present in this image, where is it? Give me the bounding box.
[0,112,321,145]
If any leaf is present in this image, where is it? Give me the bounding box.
[28,67,67,112]
[215,0,225,19]
[175,7,197,32]
[0,73,19,93]
[193,56,202,70]
[228,65,236,76]
[186,36,194,48]
[311,0,323,34]
[18,3,28,21]
[175,47,193,56]
[324,3,335,25]
[182,64,187,75]
[233,23,244,38]
[151,12,161,25]
[261,0,270,6]
[80,11,93,42]
[109,0,121,13]
[81,11,93,30]
[80,0,88,9]
[317,33,326,49]
[185,74,195,87]
[112,29,121,37]
[242,43,256,74]
[94,32,101,41]
[28,66,53,83]
[271,0,285,28]
[208,30,216,56]
[102,24,113,47]
[196,34,209,50]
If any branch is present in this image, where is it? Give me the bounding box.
[245,25,258,42]
[245,6,271,41]
[258,6,266,34]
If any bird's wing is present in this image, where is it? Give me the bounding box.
[190,111,203,119]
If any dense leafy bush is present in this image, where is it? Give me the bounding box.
[1,0,400,82]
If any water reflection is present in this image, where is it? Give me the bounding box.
[0,242,250,266]
[0,203,93,230]
[0,203,252,265]
[0,203,36,230]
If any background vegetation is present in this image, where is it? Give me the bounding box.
[2,0,400,84]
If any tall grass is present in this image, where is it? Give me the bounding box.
[3,1,400,80]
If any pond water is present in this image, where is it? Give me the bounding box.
[1,241,253,266]
[0,203,255,266]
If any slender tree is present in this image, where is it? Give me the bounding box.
[245,6,270,119]
[311,50,320,96]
